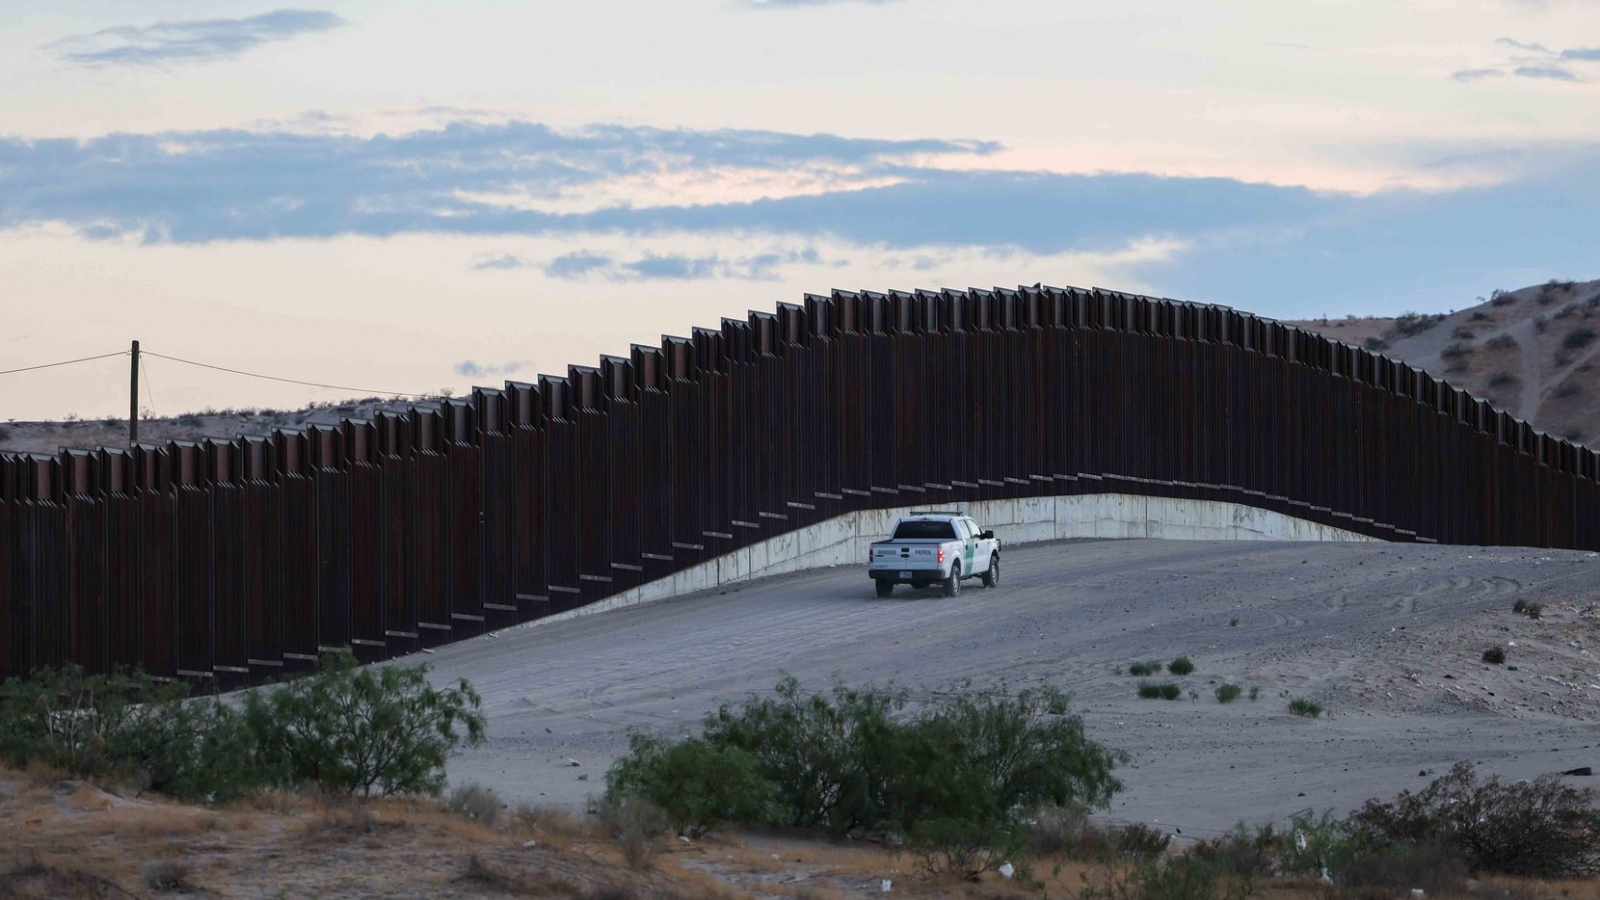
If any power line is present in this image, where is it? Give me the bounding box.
[0,350,128,377]
[141,350,431,399]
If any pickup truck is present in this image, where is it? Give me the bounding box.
[867,512,1001,598]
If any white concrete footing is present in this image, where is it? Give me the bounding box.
[516,493,1375,630]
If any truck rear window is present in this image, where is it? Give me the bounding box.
[892,521,957,540]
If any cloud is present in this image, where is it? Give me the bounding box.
[472,253,523,270]
[543,251,613,278]
[455,360,531,378]
[1562,47,1600,60]
[48,9,345,67]
[0,120,995,243]
[738,0,903,7]
[527,247,829,281]
[3,116,1600,319]
[1451,68,1505,81]
[1496,37,1553,53]
[1513,64,1580,80]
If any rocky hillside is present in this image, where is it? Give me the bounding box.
[1290,279,1600,446]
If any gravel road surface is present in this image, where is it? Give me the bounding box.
[429,538,1600,838]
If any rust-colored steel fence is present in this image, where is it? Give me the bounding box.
[3,286,1597,683]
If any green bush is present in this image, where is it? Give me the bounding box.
[1346,762,1600,877]
[605,678,1124,874]
[245,649,486,797]
[697,676,906,834]
[1287,698,1322,718]
[1137,681,1182,700]
[1247,686,1260,702]
[1168,657,1195,676]
[1126,661,1162,677]
[0,665,257,802]
[1214,684,1242,704]
[604,734,770,838]
[446,782,503,826]
[1279,810,1368,877]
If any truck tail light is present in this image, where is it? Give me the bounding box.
[937,548,945,564]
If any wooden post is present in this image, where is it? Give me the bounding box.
[130,339,140,446]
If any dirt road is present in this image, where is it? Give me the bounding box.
[429,539,1600,839]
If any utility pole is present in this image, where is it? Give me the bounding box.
[129,339,140,446]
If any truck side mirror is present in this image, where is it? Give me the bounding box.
[981,530,995,540]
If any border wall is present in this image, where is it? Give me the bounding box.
[3,286,1596,683]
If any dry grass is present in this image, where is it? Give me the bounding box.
[3,764,1597,899]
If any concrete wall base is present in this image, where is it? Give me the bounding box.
[519,493,1375,631]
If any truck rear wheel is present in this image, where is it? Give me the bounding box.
[982,554,999,588]
[943,564,961,597]
[875,580,894,598]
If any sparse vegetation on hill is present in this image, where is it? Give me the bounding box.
[1291,279,1600,447]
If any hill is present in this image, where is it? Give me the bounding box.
[1289,279,1600,445]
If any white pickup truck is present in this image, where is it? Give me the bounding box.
[867,512,1001,598]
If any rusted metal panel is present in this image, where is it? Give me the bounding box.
[5,285,1600,681]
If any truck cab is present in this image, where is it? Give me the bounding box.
[867,512,1001,598]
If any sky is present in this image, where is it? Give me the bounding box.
[2,0,1598,422]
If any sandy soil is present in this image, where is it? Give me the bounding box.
[424,539,1600,842]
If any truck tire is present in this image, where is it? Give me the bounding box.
[943,563,961,597]
[982,554,1000,588]
[875,580,894,598]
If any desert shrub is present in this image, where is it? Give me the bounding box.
[512,803,587,838]
[1361,337,1387,351]
[1167,657,1195,676]
[593,794,668,869]
[1287,698,1322,718]
[1469,310,1490,321]
[1126,660,1162,677]
[1247,686,1260,701]
[888,685,1124,876]
[1215,683,1242,704]
[1346,762,1600,877]
[1279,810,1369,877]
[1023,806,1169,862]
[446,782,502,826]
[0,425,9,444]
[604,734,769,838]
[1193,822,1278,877]
[0,665,259,802]
[694,676,907,833]
[1565,327,1597,351]
[1452,325,1476,340]
[1523,601,1543,619]
[1484,334,1517,351]
[1481,647,1506,665]
[1512,598,1527,614]
[1534,314,1548,333]
[1394,312,1446,338]
[1137,681,1182,700]
[1490,289,1515,306]
[141,859,194,892]
[1340,841,1468,896]
[608,678,1122,872]
[1488,371,1515,388]
[1440,342,1471,359]
[244,648,485,797]
[1228,618,1239,627]
[1554,381,1582,399]
[1082,850,1254,900]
